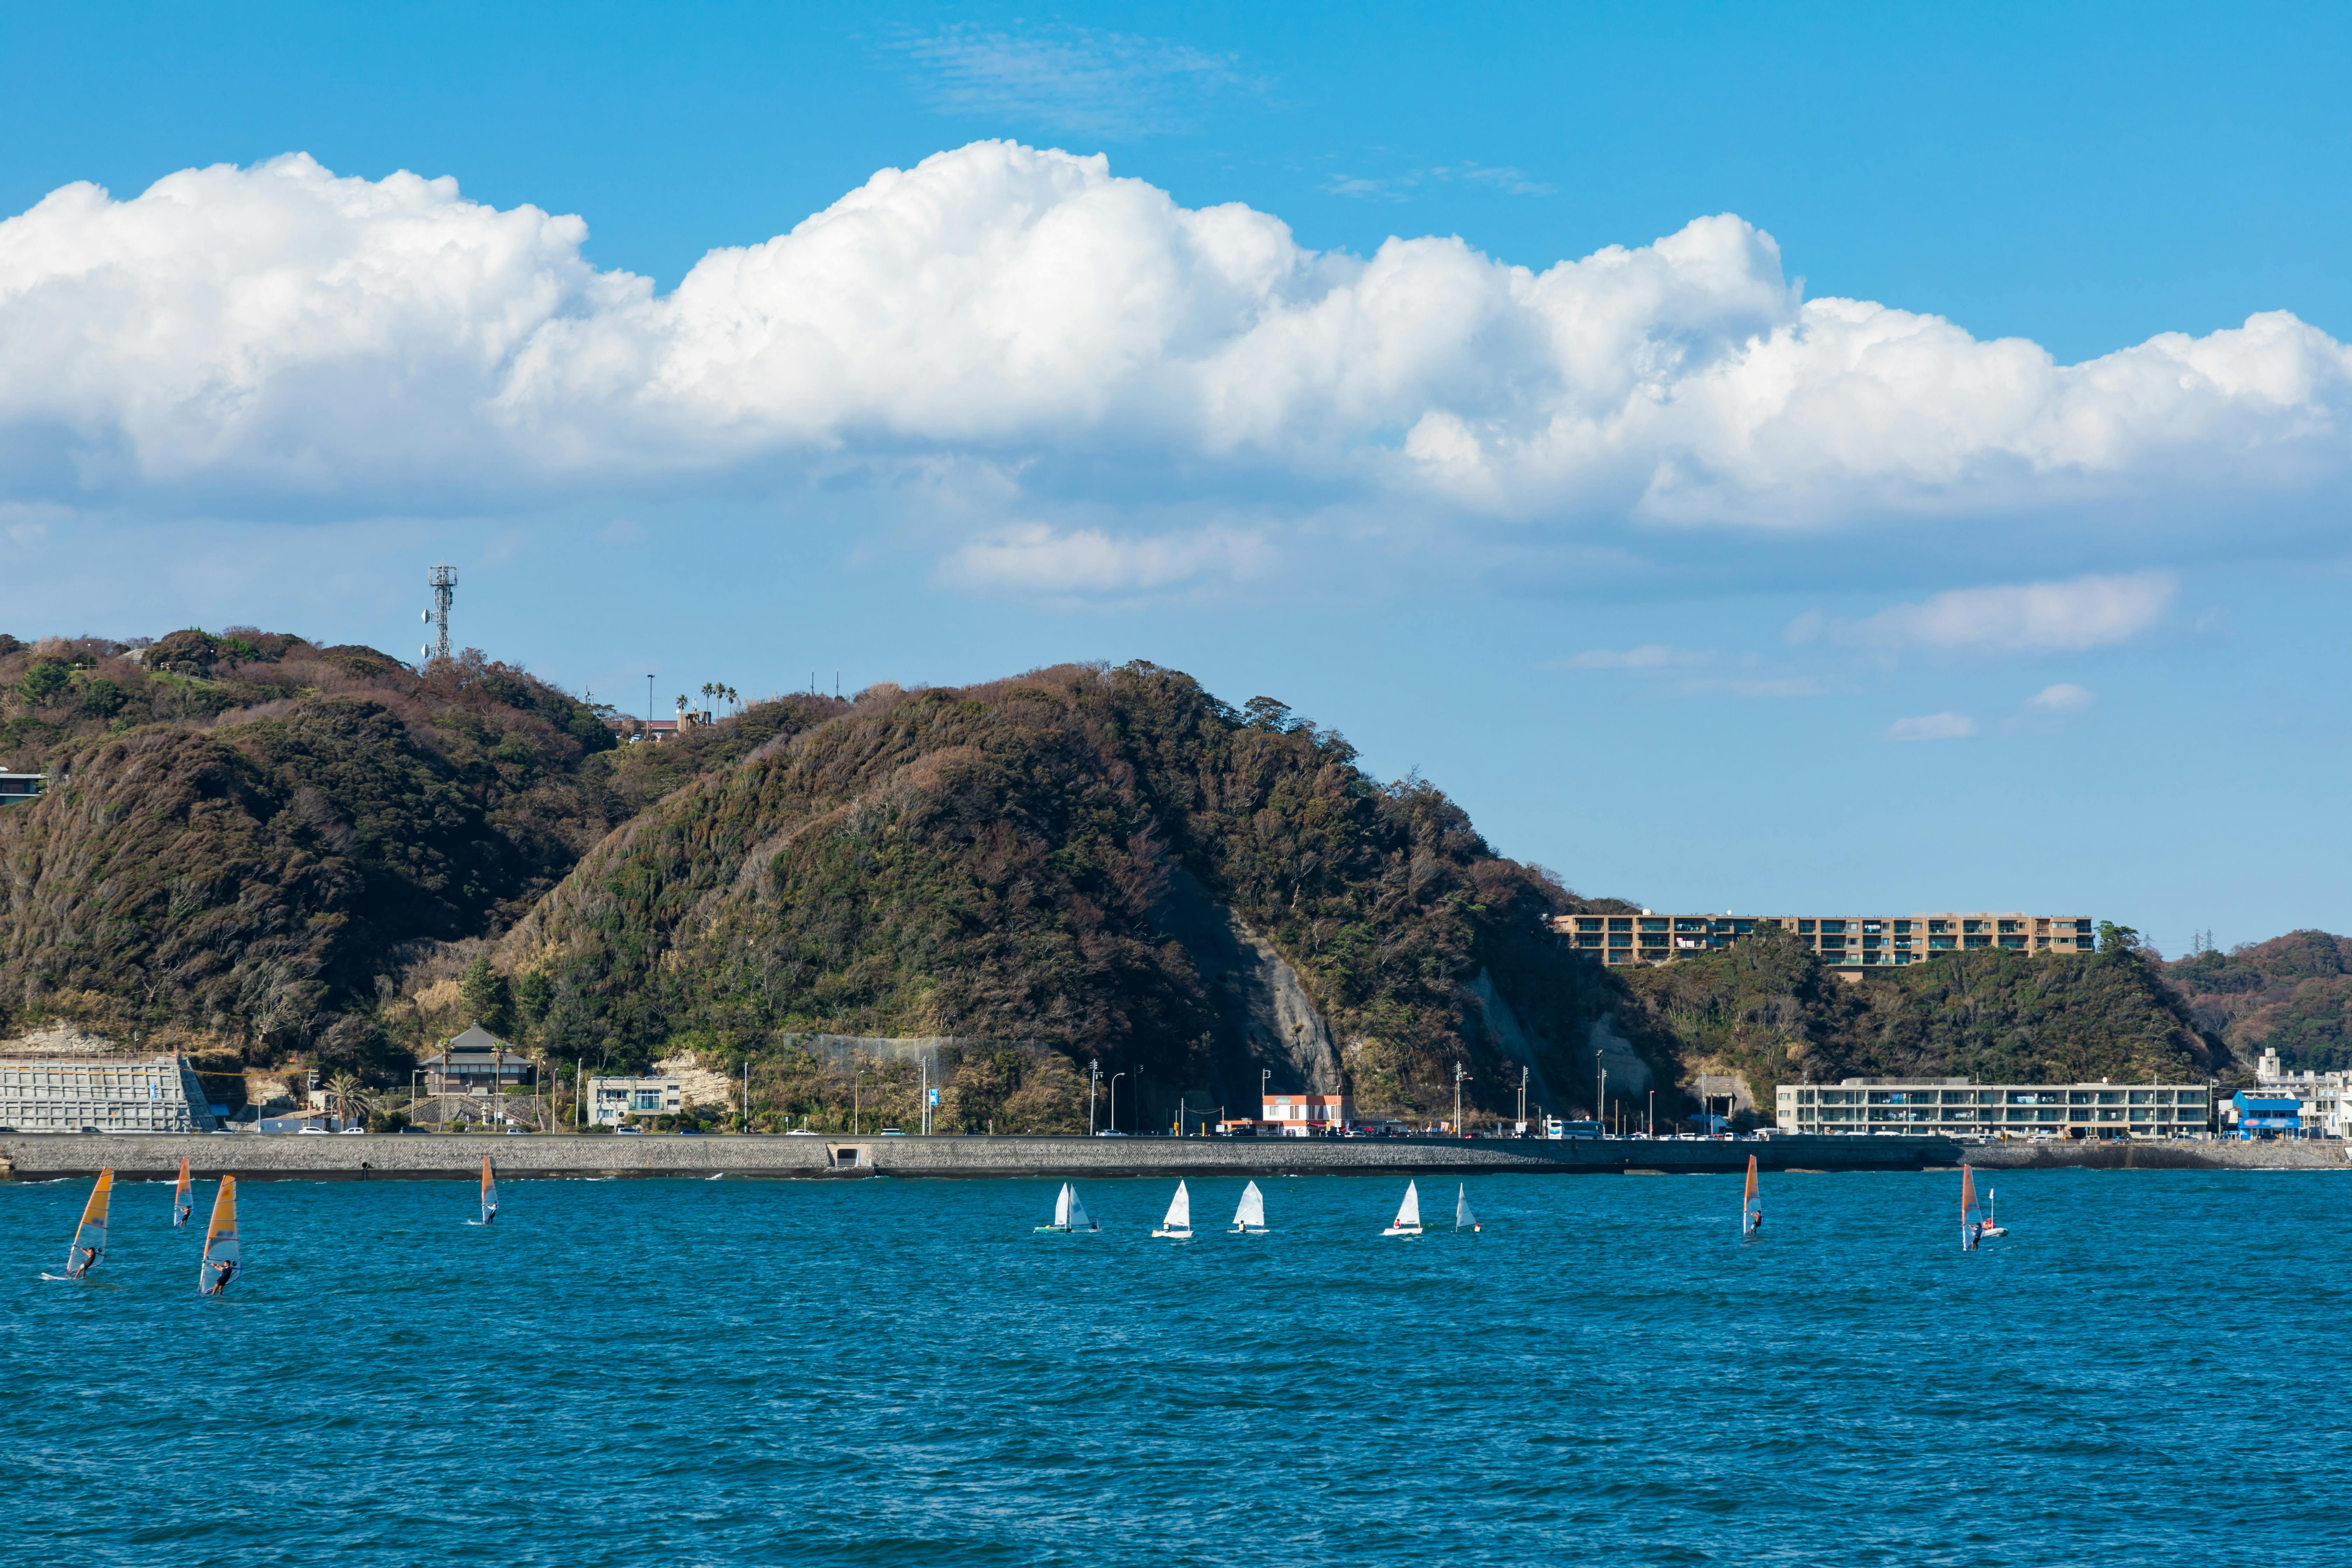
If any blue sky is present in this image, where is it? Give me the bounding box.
[2,1,2349,950]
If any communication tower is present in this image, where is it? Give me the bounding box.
[421,564,457,664]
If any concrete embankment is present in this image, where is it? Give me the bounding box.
[1965,1138,2352,1172]
[7,1133,2340,1182]
[0,1131,1961,1182]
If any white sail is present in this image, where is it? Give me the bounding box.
[1233,1181,1266,1231]
[1161,1181,1191,1231]
[1052,1182,1073,1228]
[1393,1180,1422,1230]
[1455,1184,1477,1229]
[1066,1188,1093,1230]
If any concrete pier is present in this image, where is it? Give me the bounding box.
[0,1130,1959,1182]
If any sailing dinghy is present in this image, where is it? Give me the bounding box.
[1454,1184,1480,1233]
[47,1169,113,1280]
[1741,1154,1763,1239]
[1382,1180,1423,1238]
[477,1156,499,1225]
[198,1177,241,1296]
[1034,1182,1099,1233]
[1152,1181,1194,1240]
[1960,1164,1986,1252]
[1230,1181,1268,1234]
[173,1156,194,1228]
[1981,1185,2008,1239]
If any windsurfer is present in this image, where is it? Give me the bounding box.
[69,1244,96,1279]
[208,1258,238,1294]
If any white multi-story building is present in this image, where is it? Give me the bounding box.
[1776,1078,2210,1138]
[2255,1048,2350,1138]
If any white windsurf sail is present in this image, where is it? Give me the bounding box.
[173,1156,193,1228]
[480,1156,499,1225]
[198,1177,241,1296]
[1455,1183,1479,1232]
[1383,1180,1423,1236]
[1154,1181,1193,1238]
[1232,1181,1267,1232]
[64,1168,113,1279]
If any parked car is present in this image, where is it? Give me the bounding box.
[880,1127,905,1136]
[503,1127,528,1135]
[298,1125,328,1136]
[338,1125,367,1135]
[786,1128,819,1137]
[615,1126,644,1136]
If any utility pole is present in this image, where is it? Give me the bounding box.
[1518,1066,1528,1128]
[1593,1046,1604,1122]
[1453,1062,1469,1136]
[1088,1059,1101,1135]
[1647,1088,1654,1139]
[743,1058,750,1134]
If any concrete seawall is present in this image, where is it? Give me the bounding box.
[0,1131,1960,1182]
[7,1132,2338,1183]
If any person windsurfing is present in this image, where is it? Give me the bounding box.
[66,1242,98,1280]
[206,1256,238,1295]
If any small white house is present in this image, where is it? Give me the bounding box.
[1260,1092,1355,1136]
[589,1075,683,1126]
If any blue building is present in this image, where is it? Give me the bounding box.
[2230,1091,2302,1139]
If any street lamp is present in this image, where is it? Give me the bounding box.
[1109,1072,1125,1134]
[1088,1059,1101,1135]
[1453,1062,1470,1137]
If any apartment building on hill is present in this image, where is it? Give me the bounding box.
[1548,911,2097,973]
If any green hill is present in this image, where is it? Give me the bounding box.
[2163,931,2352,1074]
[505,663,1644,1128]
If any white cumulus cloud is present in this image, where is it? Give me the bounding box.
[939,523,1272,596]
[1851,572,2176,654]
[2027,682,2095,712]
[4,142,2351,557]
[1885,712,1980,741]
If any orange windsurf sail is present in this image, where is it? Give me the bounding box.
[64,1168,112,1279]
[198,1177,241,1296]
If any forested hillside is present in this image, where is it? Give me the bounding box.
[505,664,1644,1126]
[0,629,833,1076]
[2162,931,2352,1073]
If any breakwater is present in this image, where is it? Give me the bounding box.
[0,1130,1956,1182]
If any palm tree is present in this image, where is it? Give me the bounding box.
[324,1070,369,1129]
[727,684,739,714]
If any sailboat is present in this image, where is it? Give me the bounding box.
[478,1156,499,1225]
[1960,1163,1986,1252]
[173,1156,194,1228]
[1034,1182,1099,1233]
[1152,1181,1194,1240]
[198,1177,241,1296]
[1982,1185,2008,1239]
[1455,1184,1480,1233]
[48,1169,113,1280]
[1382,1180,1423,1238]
[1230,1180,1268,1234]
[1741,1154,1763,1239]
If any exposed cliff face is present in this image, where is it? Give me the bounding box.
[1149,867,1343,1103]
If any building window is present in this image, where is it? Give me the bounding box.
[1963,919,1985,934]
[1797,920,1816,933]
[1609,918,1632,932]
[1964,936,1990,949]
[1998,935,2027,949]
[1998,919,2021,933]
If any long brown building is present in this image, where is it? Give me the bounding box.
[1547,911,2096,974]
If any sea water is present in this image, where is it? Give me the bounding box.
[4,1166,2348,1566]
